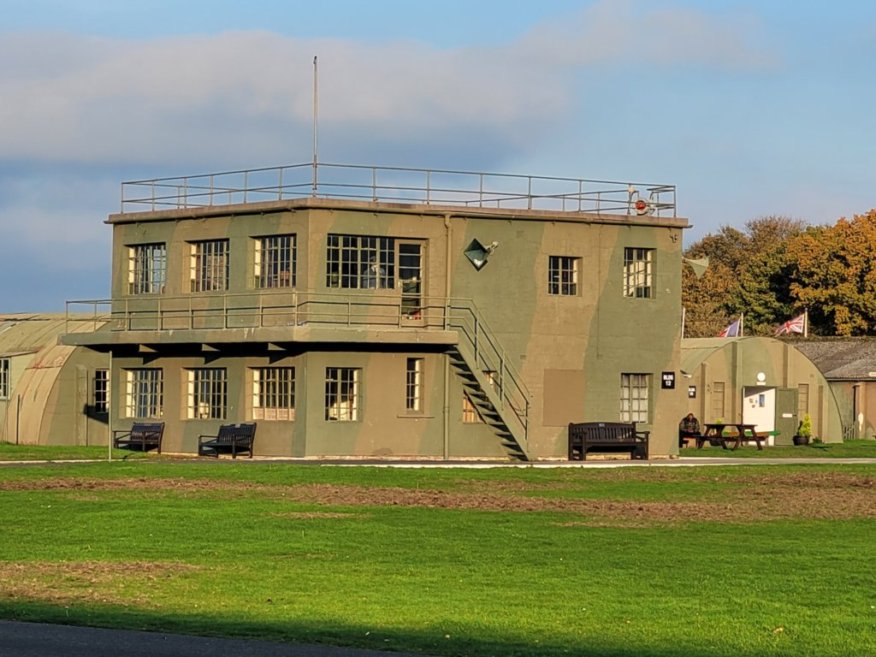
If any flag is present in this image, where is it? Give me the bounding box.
[775,313,806,336]
[718,317,741,338]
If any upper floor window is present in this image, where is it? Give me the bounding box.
[623,248,653,299]
[124,368,163,418]
[620,373,650,423]
[0,358,9,400]
[255,235,296,289]
[325,367,360,421]
[128,243,166,295]
[252,367,295,421]
[548,256,579,296]
[326,234,395,289]
[186,368,227,420]
[190,239,229,292]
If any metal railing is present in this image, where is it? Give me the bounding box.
[120,162,676,218]
[66,290,531,435]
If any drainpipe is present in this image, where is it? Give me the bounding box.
[443,213,452,460]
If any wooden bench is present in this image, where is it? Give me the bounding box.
[568,422,650,461]
[112,422,165,453]
[198,423,257,459]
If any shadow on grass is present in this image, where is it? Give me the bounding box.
[0,600,796,657]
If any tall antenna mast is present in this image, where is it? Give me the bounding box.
[311,55,319,196]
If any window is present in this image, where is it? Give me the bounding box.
[255,235,296,289]
[711,381,726,420]
[0,358,9,400]
[325,367,360,421]
[93,369,109,414]
[190,239,229,292]
[128,243,166,294]
[548,256,579,296]
[124,369,163,418]
[186,368,227,419]
[252,367,295,420]
[623,248,654,298]
[406,358,423,412]
[620,373,650,423]
[462,393,481,423]
[326,234,395,289]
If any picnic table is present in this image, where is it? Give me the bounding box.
[696,422,765,451]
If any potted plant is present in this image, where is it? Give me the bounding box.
[793,413,812,445]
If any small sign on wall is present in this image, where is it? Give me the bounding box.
[688,385,697,398]
[661,371,675,389]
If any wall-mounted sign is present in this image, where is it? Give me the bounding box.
[661,371,675,389]
[688,385,697,398]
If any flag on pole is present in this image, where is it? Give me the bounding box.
[775,313,806,336]
[718,316,741,338]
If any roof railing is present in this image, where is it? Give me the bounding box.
[121,162,676,217]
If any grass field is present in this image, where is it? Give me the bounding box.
[0,459,873,657]
[681,439,876,458]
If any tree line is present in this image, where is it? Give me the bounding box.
[682,210,876,337]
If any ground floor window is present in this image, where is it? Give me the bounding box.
[124,368,163,418]
[620,373,650,423]
[186,368,227,419]
[93,369,109,414]
[325,367,360,421]
[0,358,9,399]
[406,358,422,412]
[252,367,295,420]
[462,393,482,423]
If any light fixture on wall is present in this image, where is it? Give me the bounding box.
[756,372,766,384]
[464,239,499,271]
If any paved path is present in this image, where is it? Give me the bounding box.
[0,620,436,657]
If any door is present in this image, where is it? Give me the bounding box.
[742,386,776,437]
[397,241,424,324]
[775,387,799,446]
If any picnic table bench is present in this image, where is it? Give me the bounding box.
[198,423,257,459]
[112,421,165,453]
[568,421,650,461]
[696,423,766,451]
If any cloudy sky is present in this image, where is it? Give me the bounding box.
[2,0,875,310]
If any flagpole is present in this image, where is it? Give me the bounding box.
[740,313,744,337]
[681,306,686,339]
[804,309,809,338]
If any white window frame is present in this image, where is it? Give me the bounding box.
[93,369,109,414]
[252,367,295,420]
[124,368,163,418]
[186,368,227,420]
[405,358,423,412]
[325,367,360,421]
[620,373,650,423]
[623,248,654,299]
[0,358,9,400]
[548,256,579,296]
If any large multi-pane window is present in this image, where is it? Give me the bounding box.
[190,239,229,292]
[325,367,360,421]
[252,367,295,420]
[128,243,166,294]
[186,368,227,419]
[93,369,109,414]
[124,369,163,418]
[0,358,9,400]
[623,248,654,298]
[548,256,580,296]
[255,235,296,289]
[405,358,423,412]
[620,373,650,423]
[326,234,395,289]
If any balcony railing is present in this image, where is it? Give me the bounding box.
[66,291,531,440]
[120,161,676,218]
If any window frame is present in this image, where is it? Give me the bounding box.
[123,368,164,419]
[0,358,9,400]
[186,368,228,420]
[623,247,654,299]
[548,256,580,296]
[405,358,423,413]
[252,366,296,421]
[325,367,360,421]
[326,234,395,290]
[93,369,109,414]
[189,239,230,293]
[127,243,167,295]
[620,372,650,424]
[254,234,296,289]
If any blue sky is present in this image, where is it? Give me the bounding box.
[2,0,876,310]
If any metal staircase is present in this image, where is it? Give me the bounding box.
[445,303,531,461]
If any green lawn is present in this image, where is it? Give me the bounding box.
[0,461,873,657]
[0,442,152,461]
[681,439,876,458]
